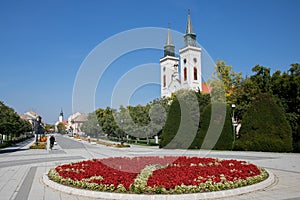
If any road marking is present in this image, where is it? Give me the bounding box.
[0,156,85,168]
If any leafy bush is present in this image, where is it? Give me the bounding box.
[234,93,293,152]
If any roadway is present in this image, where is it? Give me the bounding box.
[0,134,299,200]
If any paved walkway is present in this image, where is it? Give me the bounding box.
[0,134,299,200]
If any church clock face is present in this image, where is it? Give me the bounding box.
[184,58,187,64]
[193,58,197,63]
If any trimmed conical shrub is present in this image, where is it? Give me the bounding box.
[159,91,199,149]
[189,103,234,150]
[235,93,293,152]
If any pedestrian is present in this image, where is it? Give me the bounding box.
[50,135,55,150]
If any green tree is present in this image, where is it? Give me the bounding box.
[96,107,118,135]
[271,63,300,151]
[209,60,242,104]
[0,101,32,143]
[235,93,293,152]
[250,65,271,93]
[56,122,66,133]
[45,123,55,132]
[81,112,102,138]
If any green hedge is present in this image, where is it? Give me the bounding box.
[160,97,234,150]
[189,103,234,150]
[159,98,191,149]
[159,93,200,149]
[234,93,293,152]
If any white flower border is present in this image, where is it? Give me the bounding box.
[47,158,271,195]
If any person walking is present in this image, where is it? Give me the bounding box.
[50,135,55,150]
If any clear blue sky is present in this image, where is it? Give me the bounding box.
[0,0,299,124]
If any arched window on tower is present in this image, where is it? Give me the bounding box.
[184,67,187,81]
[163,75,166,87]
[194,67,197,80]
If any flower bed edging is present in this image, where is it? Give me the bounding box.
[48,156,270,194]
[42,168,275,200]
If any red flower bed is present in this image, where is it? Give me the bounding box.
[54,156,178,190]
[49,156,268,194]
[147,158,261,189]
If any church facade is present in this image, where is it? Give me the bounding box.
[160,10,204,98]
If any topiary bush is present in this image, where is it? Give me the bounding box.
[159,90,200,149]
[159,99,198,149]
[189,103,234,150]
[234,93,293,152]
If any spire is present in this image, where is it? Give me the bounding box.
[60,108,63,116]
[184,9,197,47]
[165,23,173,46]
[185,9,195,34]
[164,24,175,57]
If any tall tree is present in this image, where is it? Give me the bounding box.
[96,107,117,135]
[56,122,66,133]
[81,112,102,138]
[0,101,31,142]
[209,60,242,104]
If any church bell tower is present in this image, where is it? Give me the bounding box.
[179,9,202,92]
[59,108,64,123]
[160,25,180,98]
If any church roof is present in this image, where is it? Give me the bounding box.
[60,108,63,116]
[20,110,39,120]
[72,114,88,123]
[202,83,211,94]
[165,24,174,47]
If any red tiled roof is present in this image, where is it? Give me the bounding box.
[202,83,211,94]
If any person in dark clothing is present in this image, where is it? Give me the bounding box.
[50,135,55,150]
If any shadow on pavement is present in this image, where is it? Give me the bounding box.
[0,148,28,154]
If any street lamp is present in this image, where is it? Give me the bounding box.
[96,124,100,140]
[120,119,124,145]
[231,104,236,149]
[231,104,236,122]
[35,116,42,146]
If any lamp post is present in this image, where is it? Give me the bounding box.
[96,123,100,141]
[35,116,42,146]
[120,119,124,145]
[231,104,236,149]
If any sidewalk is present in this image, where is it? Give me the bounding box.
[0,135,299,200]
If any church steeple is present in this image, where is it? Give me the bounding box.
[184,9,197,47]
[164,24,175,57]
[59,108,63,123]
[60,108,63,117]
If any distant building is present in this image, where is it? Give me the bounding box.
[55,109,67,132]
[67,112,88,135]
[59,108,64,123]
[19,110,39,125]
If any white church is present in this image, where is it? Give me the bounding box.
[160,10,209,98]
